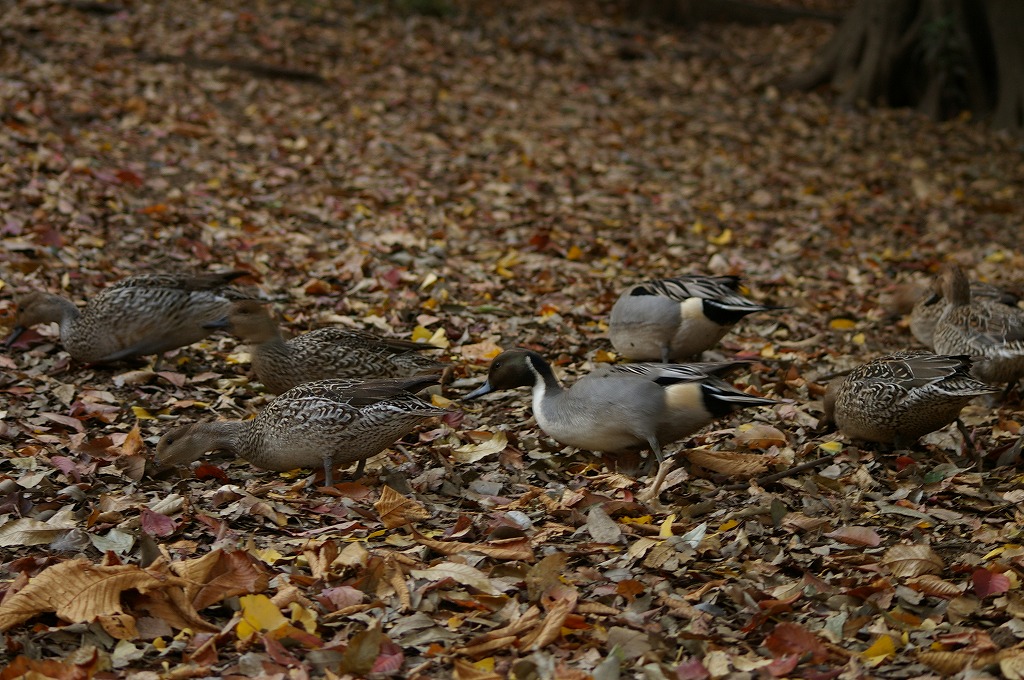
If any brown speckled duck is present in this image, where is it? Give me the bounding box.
[608,275,779,362]
[910,278,1019,349]
[6,272,251,364]
[823,350,997,446]
[209,300,445,394]
[932,265,1024,387]
[156,376,445,486]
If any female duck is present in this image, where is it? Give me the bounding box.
[465,349,776,499]
[932,265,1024,387]
[209,300,445,394]
[156,376,444,486]
[823,350,997,445]
[7,271,250,363]
[609,274,779,362]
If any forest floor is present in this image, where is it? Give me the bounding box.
[1,1,1023,678]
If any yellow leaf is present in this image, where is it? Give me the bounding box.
[431,393,453,408]
[620,515,653,525]
[152,637,166,650]
[237,594,288,641]
[289,602,318,633]
[862,634,897,660]
[131,406,156,420]
[986,250,1008,263]
[692,219,705,235]
[566,245,583,260]
[852,333,866,345]
[420,272,438,290]
[718,519,739,532]
[411,326,434,342]
[474,657,496,672]
[253,547,284,564]
[428,327,449,348]
[355,204,373,217]
[593,349,617,363]
[829,318,857,330]
[659,514,676,538]
[760,343,776,358]
[708,228,732,245]
[819,441,844,454]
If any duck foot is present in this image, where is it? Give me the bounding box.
[637,459,675,510]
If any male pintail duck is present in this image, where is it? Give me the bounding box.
[6,272,251,364]
[156,376,445,486]
[823,350,997,446]
[464,348,776,500]
[608,275,779,362]
[208,300,445,394]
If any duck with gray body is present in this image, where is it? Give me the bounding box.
[6,272,251,363]
[823,350,997,446]
[206,300,445,394]
[931,265,1024,386]
[464,349,776,499]
[156,376,445,486]
[609,275,779,362]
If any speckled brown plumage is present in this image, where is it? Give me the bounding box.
[823,350,997,445]
[7,272,251,363]
[931,265,1024,385]
[910,278,1019,349]
[156,377,445,486]
[216,301,444,394]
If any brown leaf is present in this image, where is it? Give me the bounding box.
[686,449,770,476]
[824,526,881,547]
[763,622,829,664]
[0,559,186,632]
[881,544,944,577]
[374,486,430,528]
[339,622,383,676]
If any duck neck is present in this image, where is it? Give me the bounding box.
[49,295,82,326]
[196,420,248,454]
[943,268,972,307]
[525,355,563,413]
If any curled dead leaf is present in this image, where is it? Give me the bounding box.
[686,449,769,477]
[882,544,944,577]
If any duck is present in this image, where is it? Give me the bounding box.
[6,271,252,364]
[909,278,1019,349]
[207,300,445,394]
[931,264,1024,387]
[464,348,776,500]
[823,350,997,446]
[155,376,445,486]
[608,275,779,362]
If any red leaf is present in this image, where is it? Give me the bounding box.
[675,657,710,680]
[972,568,1010,598]
[140,508,177,537]
[371,638,404,674]
[764,622,829,664]
[194,464,229,481]
[766,655,799,677]
[115,169,145,187]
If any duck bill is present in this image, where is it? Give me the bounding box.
[4,325,26,348]
[202,317,231,330]
[464,381,494,399]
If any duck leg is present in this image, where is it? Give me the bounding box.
[322,455,335,488]
[637,438,673,506]
[954,417,981,472]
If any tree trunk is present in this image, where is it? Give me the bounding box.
[783,0,1023,132]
